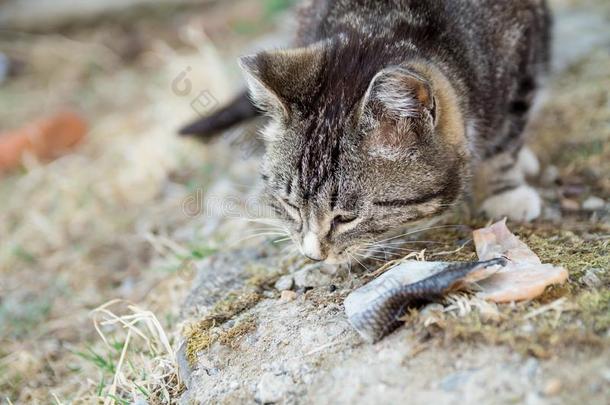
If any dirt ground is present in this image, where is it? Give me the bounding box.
[0,0,608,404]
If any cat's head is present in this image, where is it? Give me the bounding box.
[241,38,470,263]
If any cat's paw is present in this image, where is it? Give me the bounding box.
[481,185,542,222]
[517,146,540,178]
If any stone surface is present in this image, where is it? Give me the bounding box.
[178,247,610,405]
[255,372,294,404]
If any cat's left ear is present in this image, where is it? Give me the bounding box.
[238,41,328,119]
[358,66,436,124]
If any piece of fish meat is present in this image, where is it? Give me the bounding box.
[473,219,569,302]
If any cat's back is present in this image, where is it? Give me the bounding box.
[297,0,549,45]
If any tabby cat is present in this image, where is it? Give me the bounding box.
[180,0,551,263]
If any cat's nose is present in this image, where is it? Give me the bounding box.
[302,231,325,261]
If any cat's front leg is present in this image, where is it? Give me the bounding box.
[476,147,542,222]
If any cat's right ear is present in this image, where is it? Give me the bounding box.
[238,41,328,120]
[358,66,436,124]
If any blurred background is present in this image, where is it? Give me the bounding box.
[0,0,608,403]
[0,0,297,402]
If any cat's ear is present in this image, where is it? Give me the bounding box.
[359,66,436,124]
[238,41,328,119]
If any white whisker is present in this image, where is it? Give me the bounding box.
[374,224,463,244]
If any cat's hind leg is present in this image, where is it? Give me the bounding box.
[477,147,542,222]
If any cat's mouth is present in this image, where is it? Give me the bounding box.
[323,245,376,265]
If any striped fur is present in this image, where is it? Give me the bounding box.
[186,0,552,263]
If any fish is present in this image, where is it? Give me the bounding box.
[345,258,507,343]
[345,219,569,342]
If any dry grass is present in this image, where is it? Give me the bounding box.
[0,1,289,402]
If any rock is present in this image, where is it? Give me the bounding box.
[560,198,580,211]
[274,275,294,291]
[176,341,193,389]
[542,378,562,396]
[541,165,560,186]
[279,290,297,302]
[255,372,293,404]
[581,268,602,288]
[293,264,333,289]
[582,196,605,211]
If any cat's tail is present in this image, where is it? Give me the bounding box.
[178,91,259,139]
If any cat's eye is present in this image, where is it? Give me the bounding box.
[332,214,358,228]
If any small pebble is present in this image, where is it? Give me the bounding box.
[560,198,580,211]
[582,196,605,211]
[293,265,332,288]
[581,268,602,288]
[543,378,562,396]
[279,290,297,302]
[541,165,559,186]
[275,275,294,291]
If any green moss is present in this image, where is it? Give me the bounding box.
[184,290,261,365]
[577,289,610,334]
[185,315,258,365]
[415,296,607,359]
[394,222,609,358]
[217,316,258,349]
[184,262,289,365]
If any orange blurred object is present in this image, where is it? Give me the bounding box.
[0,111,87,172]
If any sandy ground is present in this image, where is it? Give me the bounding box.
[0,0,608,403]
